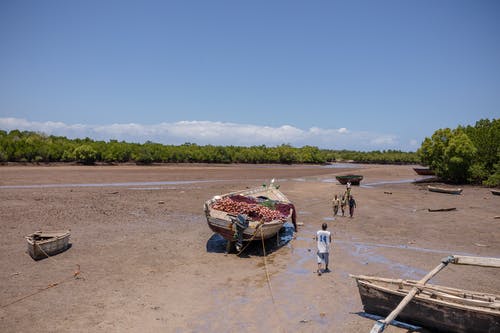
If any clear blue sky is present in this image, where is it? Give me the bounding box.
[1,0,499,151]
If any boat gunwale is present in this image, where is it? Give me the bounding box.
[25,230,71,245]
[351,275,500,315]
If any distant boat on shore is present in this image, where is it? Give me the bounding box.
[428,185,462,195]
[413,167,435,176]
[491,189,500,196]
[335,175,363,185]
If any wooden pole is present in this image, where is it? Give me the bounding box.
[369,256,454,333]
[451,255,500,268]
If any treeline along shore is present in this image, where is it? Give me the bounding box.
[0,130,418,165]
[1,118,499,186]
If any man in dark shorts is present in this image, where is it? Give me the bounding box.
[315,223,332,275]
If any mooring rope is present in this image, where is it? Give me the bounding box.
[35,242,61,266]
[1,243,81,309]
[1,269,80,309]
[235,222,264,256]
[260,227,276,304]
[259,227,286,333]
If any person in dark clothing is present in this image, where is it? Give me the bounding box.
[348,195,356,218]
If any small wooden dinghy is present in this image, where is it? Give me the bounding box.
[351,255,500,333]
[427,185,463,195]
[26,230,71,260]
[491,189,500,196]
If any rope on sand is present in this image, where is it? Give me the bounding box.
[1,244,82,309]
[235,222,264,256]
[260,227,276,304]
[260,227,289,333]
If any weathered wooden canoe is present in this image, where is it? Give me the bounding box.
[491,189,500,196]
[428,185,463,195]
[26,230,71,260]
[204,181,296,247]
[413,167,435,176]
[351,275,500,333]
[336,175,363,185]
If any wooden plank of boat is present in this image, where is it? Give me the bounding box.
[451,255,500,268]
[351,255,500,333]
[427,185,463,195]
[25,230,71,260]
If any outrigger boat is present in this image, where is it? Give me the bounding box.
[351,255,500,333]
[26,230,71,260]
[204,180,296,253]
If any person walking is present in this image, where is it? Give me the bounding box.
[346,181,352,200]
[315,223,332,275]
[340,194,346,216]
[349,195,357,218]
[332,194,340,216]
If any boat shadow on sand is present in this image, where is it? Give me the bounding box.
[206,222,295,257]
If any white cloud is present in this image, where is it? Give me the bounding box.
[409,139,419,147]
[0,117,406,150]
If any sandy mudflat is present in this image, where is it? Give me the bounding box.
[0,163,499,333]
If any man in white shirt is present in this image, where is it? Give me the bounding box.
[316,223,332,276]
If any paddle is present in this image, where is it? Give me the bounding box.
[369,256,454,333]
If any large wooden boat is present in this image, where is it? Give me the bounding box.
[351,255,500,333]
[351,275,500,333]
[204,181,296,250]
[427,185,463,195]
[335,174,363,185]
[26,230,71,260]
[413,167,435,176]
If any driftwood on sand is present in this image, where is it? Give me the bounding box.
[428,207,457,212]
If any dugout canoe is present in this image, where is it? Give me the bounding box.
[351,275,500,333]
[26,230,71,260]
[335,175,363,185]
[427,185,463,195]
[491,189,500,196]
[204,180,296,248]
[413,167,435,176]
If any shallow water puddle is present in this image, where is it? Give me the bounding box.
[336,240,475,279]
[0,179,230,189]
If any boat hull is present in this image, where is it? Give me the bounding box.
[413,167,435,176]
[336,175,363,185]
[204,185,295,243]
[354,278,500,333]
[428,185,463,195]
[491,189,500,196]
[207,216,284,241]
[26,230,71,260]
